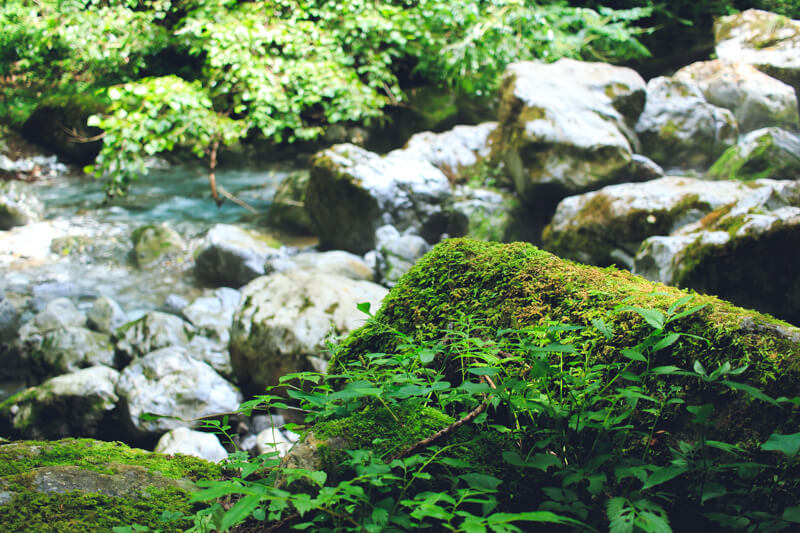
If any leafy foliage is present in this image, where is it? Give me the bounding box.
[1,0,652,195]
[124,297,800,532]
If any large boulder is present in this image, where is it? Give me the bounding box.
[194,224,283,288]
[373,225,431,287]
[715,9,800,99]
[674,60,799,133]
[87,296,128,334]
[305,144,452,254]
[114,311,194,363]
[0,180,43,230]
[266,170,313,234]
[634,180,800,324]
[390,122,497,183]
[115,346,241,438]
[229,270,388,395]
[542,176,760,269]
[708,127,800,181]
[0,366,119,439]
[635,76,739,169]
[449,186,527,243]
[265,250,375,282]
[0,439,221,533]
[490,59,645,212]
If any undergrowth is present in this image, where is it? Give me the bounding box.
[117,297,800,533]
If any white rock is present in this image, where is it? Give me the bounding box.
[154,427,229,463]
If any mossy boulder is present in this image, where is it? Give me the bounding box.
[708,127,800,181]
[634,179,800,324]
[131,224,188,269]
[542,176,759,269]
[330,238,800,449]
[715,9,800,99]
[21,94,107,165]
[0,438,222,533]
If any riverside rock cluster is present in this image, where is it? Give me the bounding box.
[0,7,799,488]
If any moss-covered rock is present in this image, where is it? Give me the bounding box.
[0,438,222,533]
[131,224,188,269]
[708,127,800,181]
[266,170,313,234]
[331,238,800,448]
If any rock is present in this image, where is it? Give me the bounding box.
[180,288,240,377]
[633,180,800,324]
[163,294,190,315]
[330,238,800,455]
[491,59,645,211]
[116,346,241,438]
[87,296,128,334]
[24,326,116,378]
[0,297,22,344]
[194,223,282,287]
[708,127,800,181]
[266,170,313,234]
[266,250,375,281]
[256,425,299,457]
[131,224,187,268]
[21,297,86,334]
[0,366,119,439]
[635,76,739,169]
[449,186,525,243]
[674,60,799,133]
[0,152,67,181]
[21,94,106,165]
[0,180,44,230]
[154,427,229,463]
[0,439,221,532]
[229,270,388,395]
[305,143,452,254]
[390,122,497,183]
[715,9,800,98]
[374,225,431,286]
[114,311,194,363]
[542,176,759,269]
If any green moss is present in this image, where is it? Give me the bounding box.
[0,439,223,533]
[332,239,800,443]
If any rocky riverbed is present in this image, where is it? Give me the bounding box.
[1,8,799,466]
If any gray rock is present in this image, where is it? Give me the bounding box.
[0,180,43,230]
[230,271,388,395]
[256,425,299,457]
[114,311,194,362]
[163,294,190,315]
[449,186,523,242]
[305,144,452,254]
[635,76,739,169]
[0,366,120,439]
[131,224,187,268]
[116,346,241,437]
[87,296,128,334]
[0,153,67,180]
[181,288,240,340]
[374,225,431,286]
[715,9,800,98]
[194,224,282,287]
[267,170,313,234]
[154,427,229,463]
[633,180,800,324]
[674,60,799,133]
[543,176,758,269]
[391,122,497,183]
[0,297,21,344]
[265,250,375,281]
[708,127,800,181]
[491,58,645,210]
[33,327,116,376]
[20,298,86,334]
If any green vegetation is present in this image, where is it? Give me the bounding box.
[1,0,653,196]
[115,239,800,532]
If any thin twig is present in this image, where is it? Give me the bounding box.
[208,139,222,206]
[218,185,259,213]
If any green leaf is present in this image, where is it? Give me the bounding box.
[459,473,502,490]
[592,318,614,339]
[220,493,262,531]
[529,342,577,354]
[782,505,800,523]
[356,301,372,316]
[761,432,800,457]
[621,348,647,363]
[418,348,437,364]
[652,332,680,352]
[721,380,778,405]
[607,497,634,533]
[618,306,665,330]
[642,466,687,490]
[649,365,690,376]
[693,360,706,376]
[700,482,726,505]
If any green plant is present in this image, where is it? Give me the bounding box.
[120,295,800,532]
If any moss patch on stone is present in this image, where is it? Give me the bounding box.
[331,239,800,446]
[0,438,223,532]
